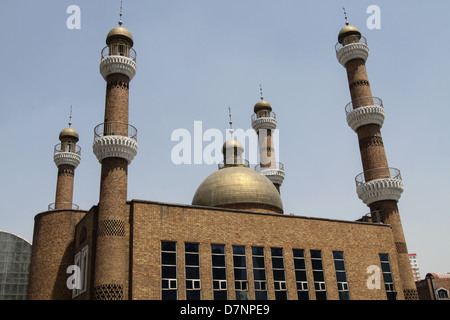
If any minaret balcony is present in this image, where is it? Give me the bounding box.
[335,36,369,67]
[345,96,385,132]
[93,122,138,164]
[255,162,285,186]
[355,167,404,205]
[251,112,277,131]
[100,44,137,81]
[48,202,80,210]
[53,143,81,168]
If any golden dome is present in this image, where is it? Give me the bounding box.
[59,127,79,142]
[106,26,134,46]
[338,25,361,44]
[192,166,283,213]
[254,100,272,113]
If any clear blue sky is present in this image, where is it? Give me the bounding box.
[1,0,449,278]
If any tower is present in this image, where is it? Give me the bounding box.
[50,113,81,210]
[336,18,418,299]
[92,12,138,299]
[27,117,84,300]
[251,88,285,192]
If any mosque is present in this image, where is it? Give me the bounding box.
[26,13,418,300]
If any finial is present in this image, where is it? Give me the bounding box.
[343,7,349,26]
[118,0,123,26]
[259,84,264,100]
[68,105,73,127]
[228,107,233,131]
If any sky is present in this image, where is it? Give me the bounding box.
[0,0,449,278]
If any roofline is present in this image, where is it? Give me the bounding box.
[128,199,392,228]
[0,230,32,245]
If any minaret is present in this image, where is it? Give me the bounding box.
[251,86,285,192]
[336,14,418,300]
[51,109,81,210]
[92,8,138,300]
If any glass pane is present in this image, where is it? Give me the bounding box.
[234,269,247,280]
[252,247,264,255]
[211,245,225,254]
[185,253,199,266]
[272,257,284,269]
[310,250,322,258]
[294,259,305,270]
[311,259,323,270]
[252,257,265,269]
[162,252,176,265]
[212,268,226,279]
[273,270,285,281]
[233,246,245,255]
[212,255,225,267]
[185,243,199,253]
[271,248,283,256]
[162,241,176,252]
[295,270,307,281]
[253,269,266,281]
[333,251,344,260]
[162,266,176,278]
[293,249,304,257]
[334,260,345,271]
[186,267,200,279]
[233,256,246,267]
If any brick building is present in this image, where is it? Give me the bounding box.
[26,17,418,300]
[416,273,450,300]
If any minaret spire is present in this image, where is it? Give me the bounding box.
[68,105,73,127]
[119,0,123,26]
[343,7,349,26]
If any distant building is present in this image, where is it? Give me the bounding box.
[0,230,32,300]
[416,273,450,300]
[409,253,421,282]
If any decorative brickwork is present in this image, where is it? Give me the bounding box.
[93,284,124,300]
[98,219,125,237]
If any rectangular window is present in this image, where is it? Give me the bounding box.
[211,244,227,300]
[310,250,327,300]
[333,251,350,300]
[185,243,201,300]
[252,247,268,300]
[293,249,309,300]
[233,246,249,300]
[161,241,177,300]
[379,253,397,300]
[72,245,88,298]
[271,247,287,300]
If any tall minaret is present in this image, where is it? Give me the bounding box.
[51,110,81,210]
[251,87,285,192]
[336,15,418,300]
[92,8,138,300]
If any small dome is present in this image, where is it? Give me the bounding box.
[338,25,361,44]
[106,26,134,46]
[192,166,283,213]
[59,127,79,142]
[222,139,244,155]
[254,100,272,113]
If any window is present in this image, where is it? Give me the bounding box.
[293,249,309,300]
[310,250,327,300]
[271,248,287,300]
[379,254,396,300]
[211,244,227,300]
[252,247,268,300]
[72,245,88,298]
[161,241,177,300]
[333,251,349,300]
[185,243,201,300]
[233,246,249,300]
[437,288,449,300]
